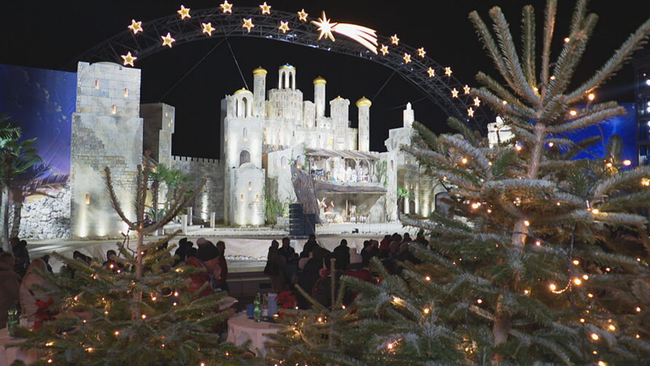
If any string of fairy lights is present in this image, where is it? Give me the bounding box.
[118,1,482,118]
[421,136,648,365]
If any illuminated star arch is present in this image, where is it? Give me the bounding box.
[72,4,489,129]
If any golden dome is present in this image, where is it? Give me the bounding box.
[356,96,372,107]
[279,64,295,70]
[313,76,327,85]
[334,95,345,101]
[253,67,267,76]
[234,88,252,95]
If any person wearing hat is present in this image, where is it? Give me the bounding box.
[195,238,222,289]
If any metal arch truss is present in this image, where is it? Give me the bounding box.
[74,7,490,130]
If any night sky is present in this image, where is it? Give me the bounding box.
[1,0,648,159]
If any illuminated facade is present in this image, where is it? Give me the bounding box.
[220,65,439,226]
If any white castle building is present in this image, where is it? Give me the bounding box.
[218,64,442,227]
[15,61,445,239]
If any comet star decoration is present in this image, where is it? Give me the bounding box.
[311,11,378,54]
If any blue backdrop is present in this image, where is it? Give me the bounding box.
[0,64,75,176]
[566,103,637,165]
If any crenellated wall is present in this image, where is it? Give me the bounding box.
[170,155,225,223]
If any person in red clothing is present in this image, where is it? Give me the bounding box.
[344,249,373,282]
[215,241,228,292]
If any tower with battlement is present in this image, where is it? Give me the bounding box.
[70,62,143,238]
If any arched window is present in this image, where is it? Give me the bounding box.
[281,156,287,168]
[243,127,248,141]
[236,98,250,118]
[390,160,395,172]
[239,150,251,166]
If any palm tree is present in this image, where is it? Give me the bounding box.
[9,163,69,238]
[149,163,188,222]
[0,115,39,250]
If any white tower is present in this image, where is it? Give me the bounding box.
[356,96,371,152]
[252,67,267,117]
[403,102,415,128]
[314,76,327,119]
[330,96,350,150]
[278,64,296,90]
[222,88,265,226]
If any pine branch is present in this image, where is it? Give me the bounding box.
[567,17,650,103]
[546,13,598,100]
[469,10,519,92]
[411,121,439,151]
[521,5,537,87]
[104,167,136,230]
[441,135,492,178]
[472,87,532,121]
[546,105,625,133]
[475,73,535,116]
[489,7,540,104]
[539,94,568,125]
[540,0,558,93]
[592,166,650,198]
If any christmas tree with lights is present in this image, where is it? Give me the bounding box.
[302,1,650,365]
[12,156,255,366]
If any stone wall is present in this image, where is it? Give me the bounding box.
[70,62,143,238]
[10,186,72,240]
[171,156,224,223]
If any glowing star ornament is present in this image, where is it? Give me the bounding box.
[177,5,191,19]
[464,85,471,94]
[242,18,255,32]
[311,12,378,54]
[202,22,215,36]
[220,1,233,13]
[403,53,412,64]
[259,2,271,15]
[128,19,143,34]
[380,44,389,56]
[279,21,290,33]
[468,107,475,117]
[161,33,175,48]
[121,52,137,67]
[451,88,459,98]
[297,9,308,22]
[473,97,481,107]
[445,67,452,76]
[427,67,435,77]
[391,34,400,45]
[312,11,337,42]
[417,47,426,58]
